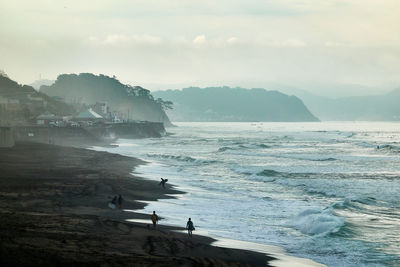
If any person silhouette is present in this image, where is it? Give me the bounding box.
[151,211,159,228]
[117,194,123,209]
[186,218,195,237]
[159,178,168,189]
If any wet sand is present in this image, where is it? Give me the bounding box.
[0,142,272,266]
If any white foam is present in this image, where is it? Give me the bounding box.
[213,237,326,267]
[286,208,345,236]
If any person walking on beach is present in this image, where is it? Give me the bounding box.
[159,178,168,189]
[117,194,123,209]
[186,218,195,237]
[151,211,159,229]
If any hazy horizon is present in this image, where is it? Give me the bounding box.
[1,0,400,96]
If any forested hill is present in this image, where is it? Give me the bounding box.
[153,87,319,122]
[40,73,172,126]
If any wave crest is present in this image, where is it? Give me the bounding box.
[286,208,345,236]
[146,153,218,164]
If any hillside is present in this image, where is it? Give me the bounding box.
[0,75,75,125]
[40,73,172,126]
[30,79,55,90]
[275,86,400,121]
[153,87,319,122]
[309,88,400,121]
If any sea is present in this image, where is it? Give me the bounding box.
[95,122,400,266]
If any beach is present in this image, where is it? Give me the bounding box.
[95,122,400,266]
[0,142,272,266]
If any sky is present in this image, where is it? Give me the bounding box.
[1,0,399,94]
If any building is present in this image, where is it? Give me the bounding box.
[91,102,109,118]
[74,108,104,124]
[27,93,47,109]
[0,96,20,111]
[36,111,61,126]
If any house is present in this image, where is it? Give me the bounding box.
[91,102,109,118]
[0,96,20,111]
[74,108,104,124]
[36,111,60,126]
[27,93,47,108]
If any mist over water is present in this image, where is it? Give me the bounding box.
[97,122,400,266]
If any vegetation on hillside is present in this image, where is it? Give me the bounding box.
[0,75,75,125]
[41,73,172,125]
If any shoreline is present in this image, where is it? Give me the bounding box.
[92,142,326,267]
[126,189,326,267]
[0,142,273,266]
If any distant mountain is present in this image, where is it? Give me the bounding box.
[270,85,400,121]
[281,81,388,98]
[0,76,75,125]
[309,88,400,121]
[153,87,319,122]
[40,73,172,126]
[30,79,55,90]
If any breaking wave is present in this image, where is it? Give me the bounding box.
[146,153,219,164]
[376,144,400,154]
[286,208,345,236]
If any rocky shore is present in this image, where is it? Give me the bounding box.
[0,142,272,266]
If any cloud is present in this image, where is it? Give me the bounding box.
[0,0,399,88]
[86,34,162,47]
[324,41,354,47]
[193,35,207,46]
[280,39,306,47]
[103,34,130,45]
[226,37,238,44]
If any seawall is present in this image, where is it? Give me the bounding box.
[0,127,14,147]
[13,126,100,146]
[13,121,166,146]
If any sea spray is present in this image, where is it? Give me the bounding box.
[286,208,345,236]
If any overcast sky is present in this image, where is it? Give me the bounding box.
[1,0,399,93]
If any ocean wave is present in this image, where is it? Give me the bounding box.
[376,144,400,154]
[357,141,377,148]
[331,197,380,214]
[147,153,196,162]
[217,143,271,152]
[305,188,339,198]
[248,175,276,183]
[353,196,378,206]
[217,146,234,152]
[267,153,339,162]
[146,153,219,164]
[340,132,356,138]
[254,143,271,148]
[311,157,337,162]
[257,169,283,177]
[286,208,345,236]
[256,169,314,179]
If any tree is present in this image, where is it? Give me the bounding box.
[156,98,173,111]
[0,69,8,78]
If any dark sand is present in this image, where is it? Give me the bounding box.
[0,142,272,266]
